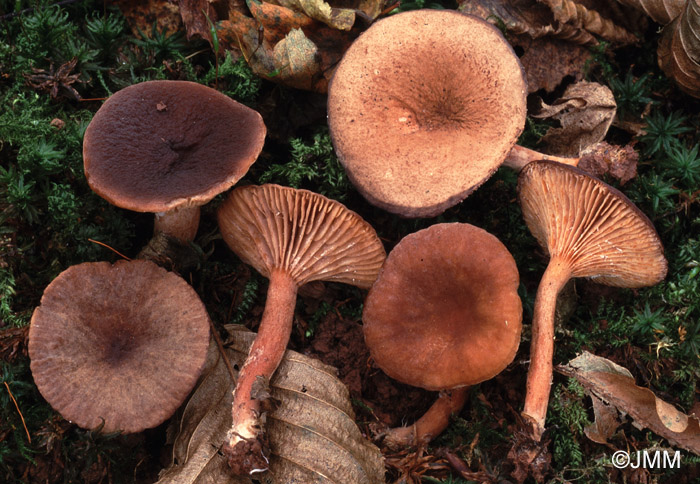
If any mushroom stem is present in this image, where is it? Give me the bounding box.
[522,256,573,441]
[503,145,580,172]
[153,205,201,242]
[224,269,298,475]
[384,387,469,449]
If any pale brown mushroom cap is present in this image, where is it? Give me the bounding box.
[217,184,386,288]
[518,160,668,286]
[362,223,522,391]
[83,80,266,213]
[327,10,527,218]
[28,260,211,433]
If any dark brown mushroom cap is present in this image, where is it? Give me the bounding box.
[327,10,527,218]
[362,223,522,391]
[28,260,211,433]
[518,160,668,287]
[83,80,266,213]
[217,184,386,288]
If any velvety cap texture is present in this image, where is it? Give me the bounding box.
[362,223,522,391]
[328,9,527,217]
[217,184,386,288]
[83,80,266,212]
[28,260,211,433]
[518,160,668,287]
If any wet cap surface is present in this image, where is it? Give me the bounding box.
[362,223,522,391]
[84,80,266,212]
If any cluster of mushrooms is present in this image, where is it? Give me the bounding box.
[28,9,669,479]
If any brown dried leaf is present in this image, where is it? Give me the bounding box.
[178,0,218,42]
[217,1,358,92]
[615,0,685,25]
[578,141,638,184]
[558,352,700,454]
[533,81,616,156]
[157,326,385,483]
[458,0,636,45]
[512,34,591,93]
[111,0,182,37]
[584,395,621,445]
[658,0,700,98]
[277,0,356,30]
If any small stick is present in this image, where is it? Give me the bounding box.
[4,381,31,443]
[87,239,132,261]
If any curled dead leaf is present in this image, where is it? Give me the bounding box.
[532,81,617,156]
[658,0,700,98]
[557,352,700,454]
[459,0,637,45]
[157,325,385,484]
[615,0,685,25]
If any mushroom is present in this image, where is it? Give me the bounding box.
[216,184,386,475]
[327,9,578,218]
[28,260,211,433]
[83,80,266,244]
[517,160,668,440]
[362,223,522,447]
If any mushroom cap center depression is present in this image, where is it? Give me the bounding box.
[328,10,526,216]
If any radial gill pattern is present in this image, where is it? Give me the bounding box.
[217,184,386,288]
[518,161,667,287]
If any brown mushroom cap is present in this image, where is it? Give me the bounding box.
[83,80,266,213]
[327,10,527,218]
[217,184,386,288]
[28,260,211,433]
[518,160,668,287]
[362,223,522,391]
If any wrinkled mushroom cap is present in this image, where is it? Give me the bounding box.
[363,223,522,391]
[328,10,527,217]
[83,80,266,213]
[518,160,668,287]
[217,184,386,288]
[28,260,211,433]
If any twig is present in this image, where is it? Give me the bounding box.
[4,381,31,443]
[87,239,132,261]
[209,319,237,383]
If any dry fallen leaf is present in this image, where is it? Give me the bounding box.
[532,80,617,156]
[614,0,685,25]
[578,141,638,184]
[557,352,700,454]
[658,0,700,98]
[112,0,182,37]
[584,395,621,445]
[513,34,591,93]
[157,325,386,484]
[458,0,637,45]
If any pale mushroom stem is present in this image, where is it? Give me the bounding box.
[153,205,201,242]
[522,256,573,441]
[384,387,469,449]
[224,269,298,474]
[503,145,580,172]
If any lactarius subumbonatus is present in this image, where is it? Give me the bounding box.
[28,260,210,433]
[518,160,667,440]
[83,80,266,244]
[327,9,578,218]
[216,184,386,475]
[363,223,522,448]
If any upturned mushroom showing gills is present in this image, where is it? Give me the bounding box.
[518,160,668,441]
[83,80,266,243]
[216,184,386,475]
[362,223,522,448]
[327,9,579,218]
[28,260,211,434]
